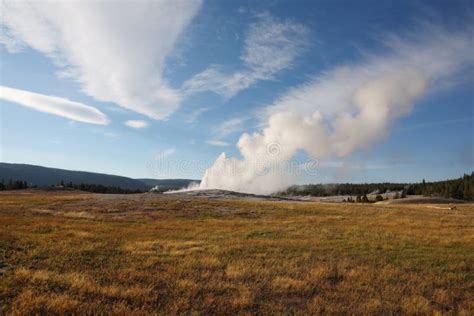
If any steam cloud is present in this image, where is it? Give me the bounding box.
[200,25,473,194]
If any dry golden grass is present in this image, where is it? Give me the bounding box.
[0,190,473,314]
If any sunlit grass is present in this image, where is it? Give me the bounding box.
[1,191,473,314]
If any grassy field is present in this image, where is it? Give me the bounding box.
[0,190,473,315]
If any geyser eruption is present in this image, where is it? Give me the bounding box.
[200,26,473,195]
[200,68,427,194]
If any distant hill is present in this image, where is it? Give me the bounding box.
[0,163,197,191]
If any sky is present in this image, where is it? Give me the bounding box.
[0,0,473,186]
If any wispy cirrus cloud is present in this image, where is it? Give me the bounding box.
[213,117,249,138]
[182,12,309,98]
[0,0,202,120]
[206,140,230,147]
[0,85,109,125]
[125,120,148,129]
[155,148,176,160]
[185,107,211,124]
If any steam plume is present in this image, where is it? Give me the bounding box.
[200,25,473,194]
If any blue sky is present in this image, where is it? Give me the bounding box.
[0,0,472,188]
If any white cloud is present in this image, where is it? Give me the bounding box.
[185,106,211,123]
[206,140,230,147]
[182,12,309,98]
[0,0,202,120]
[103,131,119,140]
[241,12,309,76]
[0,85,109,125]
[200,23,474,194]
[263,24,473,120]
[125,120,148,129]
[213,117,248,138]
[155,148,176,160]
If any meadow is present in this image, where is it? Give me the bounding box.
[0,190,472,314]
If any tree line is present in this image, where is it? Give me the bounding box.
[282,172,474,201]
[62,181,144,194]
[407,173,473,200]
[0,179,144,194]
[0,179,29,190]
